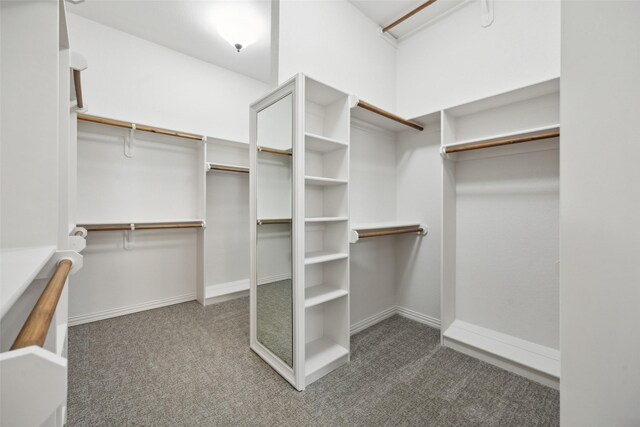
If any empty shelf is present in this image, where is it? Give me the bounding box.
[305,337,349,377]
[305,285,348,308]
[305,176,348,186]
[304,251,348,265]
[1,245,57,318]
[305,133,348,153]
[305,217,348,223]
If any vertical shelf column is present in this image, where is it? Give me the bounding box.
[302,76,351,387]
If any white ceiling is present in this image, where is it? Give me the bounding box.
[349,0,466,39]
[67,0,272,83]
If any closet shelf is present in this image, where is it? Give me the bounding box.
[207,162,249,174]
[305,176,348,186]
[305,285,348,308]
[304,251,348,265]
[351,99,424,132]
[78,220,205,232]
[350,221,428,243]
[442,125,560,155]
[78,114,205,142]
[443,320,560,378]
[305,133,348,153]
[305,337,349,377]
[1,245,57,318]
[305,217,348,223]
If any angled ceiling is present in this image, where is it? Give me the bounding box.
[349,0,466,39]
[66,0,272,83]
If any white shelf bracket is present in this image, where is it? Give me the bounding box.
[206,162,212,172]
[123,224,135,250]
[124,124,136,158]
[480,0,494,27]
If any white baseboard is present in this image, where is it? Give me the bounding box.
[258,274,292,285]
[396,306,441,330]
[68,293,196,327]
[350,307,398,335]
[205,278,249,299]
[350,306,440,335]
[204,274,291,300]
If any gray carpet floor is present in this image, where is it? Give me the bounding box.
[67,297,559,426]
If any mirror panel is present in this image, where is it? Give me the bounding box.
[255,93,293,367]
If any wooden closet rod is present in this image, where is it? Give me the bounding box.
[77,114,204,142]
[79,221,205,232]
[257,219,292,225]
[357,226,425,239]
[382,0,438,33]
[73,69,84,110]
[257,146,293,156]
[11,260,73,350]
[357,100,424,131]
[208,164,249,174]
[443,130,560,155]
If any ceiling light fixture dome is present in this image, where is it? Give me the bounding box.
[213,2,264,53]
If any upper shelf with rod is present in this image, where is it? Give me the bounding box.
[78,220,205,232]
[350,96,425,132]
[442,126,560,157]
[78,114,206,143]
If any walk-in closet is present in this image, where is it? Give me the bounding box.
[2,0,639,425]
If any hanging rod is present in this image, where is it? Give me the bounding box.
[78,114,205,142]
[442,130,560,155]
[350,223,428,243]
[79,221,205,232]
[357,100,424,131]
[383,0,438,33]
[257,219,292,225]
[11,260,73,350]
[257,146,293,156]
[73,70,84,110]
[207,163,249,174]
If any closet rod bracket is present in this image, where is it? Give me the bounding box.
[69,227,88,253]
[125,124,136,158]
[123,224,135,250]
[36,250,83,281]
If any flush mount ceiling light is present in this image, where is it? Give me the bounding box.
[213,2,264,53]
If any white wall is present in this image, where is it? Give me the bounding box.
[67,14,269,322]
[349,123,398,324]
[456,149,559,349]
[278,0,396,111]
[395,128,442,323]
[67,13,269,143]
[560,1,640,424]
[396,0,560,119]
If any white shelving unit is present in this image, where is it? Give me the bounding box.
[250,74,350,391]
[440,78,561,388]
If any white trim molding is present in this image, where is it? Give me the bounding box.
[350,306,441,335]
[68,293,196,326]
